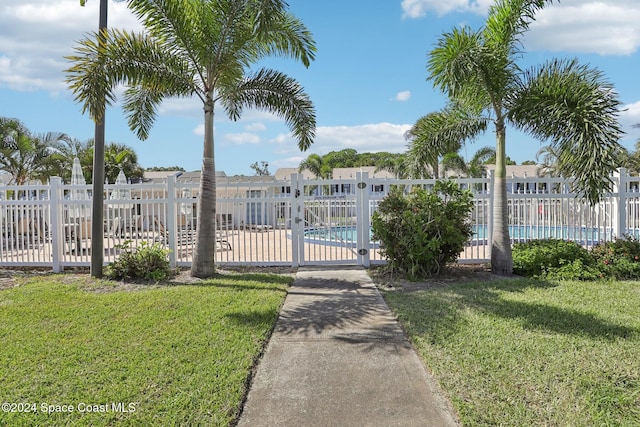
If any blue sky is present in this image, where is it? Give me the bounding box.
[1,0,639,177]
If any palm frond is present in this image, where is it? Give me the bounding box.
[484,0,554,55]
[256,11,316,67]
[221,68,315,151]
[428,26,484,101]
[508,58,624,203]
[65,29,196,127]
[407,107,488,160]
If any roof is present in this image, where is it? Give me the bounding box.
[484,164,541,177]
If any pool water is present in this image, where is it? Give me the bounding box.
[303,225,614,244]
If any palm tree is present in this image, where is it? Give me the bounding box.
[374,153,411,178]
[298,153,326,178]
[66,0,316,277]
[406,107,486,178]
[442,146,495,178]
[0,118,69,185]
[103,142,144,183]
[78,0,123,277]
[535,145,563,177]
[426,0,623,275]
[43,137,91,183]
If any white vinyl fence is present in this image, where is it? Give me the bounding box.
[0,169,639,271]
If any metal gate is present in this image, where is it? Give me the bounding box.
[289,172,372,266]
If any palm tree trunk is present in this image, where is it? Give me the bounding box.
[191,97,217,278]
[491,120,513,275]
[90,0,108,278]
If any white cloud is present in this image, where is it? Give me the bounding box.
[401,0,492,18]
[193,124,204,136]
[0,0,141,92]
[402,0,640,57]
[223,132,261,145]
[275,122,412,156]
[158,97,202,118]
[620,100,640,134]
[245,122,267,132]
[395,90,411,101]
[269,155,307,171]
[527,1,640,55]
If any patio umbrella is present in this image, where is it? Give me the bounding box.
[111,169,131,200]
[69,157,88,219]
[109,169,133,235]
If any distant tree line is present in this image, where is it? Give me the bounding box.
[298,139,640,180]
[298,148,530,179]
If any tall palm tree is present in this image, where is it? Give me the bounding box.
[66,0,316,277]
[427,0,623,275]
[79,0,121,277]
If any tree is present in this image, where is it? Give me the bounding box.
[78,0,125,277]
[535,144,563,177]
[43,137,91,183]
[250,161,270,176]
[322,149,359,171]
[299,153,326,178]
[66,0,316,277]
[426,0,623,275]
[0,117,69,185]
[485,154,517,166]
[102,142,144,183]
[406,107,487,178]
[374,153,411,178]
[441,146,495,178]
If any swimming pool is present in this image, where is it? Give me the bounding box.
[302,226,371,248]
[303,224,615,246]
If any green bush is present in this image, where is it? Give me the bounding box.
[371,180,474,279]
[512,239,600,280]
[591,236,640,279]
[105,240,173,281]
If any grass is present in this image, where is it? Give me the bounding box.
[382,277,640,426]
[0,271,292,426]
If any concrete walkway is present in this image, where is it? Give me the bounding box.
[237,267,460,427]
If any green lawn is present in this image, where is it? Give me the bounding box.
[382,277,640,426]
[0,272,291,426]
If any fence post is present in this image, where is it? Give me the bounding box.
[290,173,302,267]
[614,168,627,239]
[356,171,370,267]
[487,170,495,256]
[166,175,178,269]
[49,177,64,272]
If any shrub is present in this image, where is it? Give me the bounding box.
[105,240,173,281]
[512,239,600,280]
[591,236,640,279]
[371,180,474,279]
